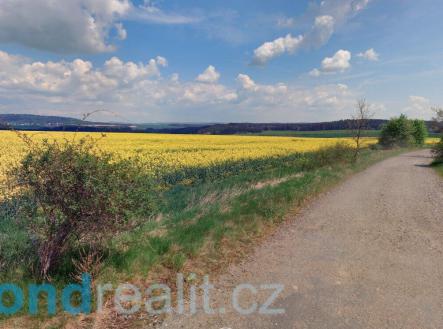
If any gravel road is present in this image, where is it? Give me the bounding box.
[160,150,443,329]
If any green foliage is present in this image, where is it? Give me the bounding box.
[105,147,397,281]
[0,137,383,284]
[433,163,443,177]
[0,200,36,279]
[7,136,155,279]
[432,137,443,163]
[379,114,427,147]
[411,119,428,145]
[307,142,355,167]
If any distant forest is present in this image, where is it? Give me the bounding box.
[0,114,436,135]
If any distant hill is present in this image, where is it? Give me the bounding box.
[194,120,389,135]
[0,114,86,127]
[0,114,437,135]
[0,114,212,133]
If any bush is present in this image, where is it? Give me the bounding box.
[379,114,427,147]
[411,119,428,145]
[7,136,155,279]
[308,142,355,168]
[432,137,443,163]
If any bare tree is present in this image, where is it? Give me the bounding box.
[350,99,373,161]
[431,107,443,133]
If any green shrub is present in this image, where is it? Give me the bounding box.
[7,136,155,279]
[432,137,443,163]
[379,114,419,147]
[411,119,428,145]
[308,142,355,168]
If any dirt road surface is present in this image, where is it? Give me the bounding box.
[159,150,443,329]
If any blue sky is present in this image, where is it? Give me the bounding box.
[0,0,442,123]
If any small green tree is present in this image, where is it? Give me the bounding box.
[431,107,443,163]
[411,119,428,146]
[432,107,443,133]
[379,114,414,147]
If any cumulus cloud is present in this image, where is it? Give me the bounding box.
[321,50,352,72]
[237,74,257,91]
[235,74,354,120]
[196,65,221,83]
[252,0,371,64]
[357,48,379,61]
[0,0,197,54]
[252,34,304,65]
[0,50,237,115]
[0,0,132,54]
[310,50,352,76]
[237,74,287,95]
[0,50,359,122]
[404,96,432,118]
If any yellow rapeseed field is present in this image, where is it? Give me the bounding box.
[1,131,439,184]
[0,131,379,183]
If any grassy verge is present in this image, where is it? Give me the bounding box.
[103,148,404,281]
[0,146,409,327]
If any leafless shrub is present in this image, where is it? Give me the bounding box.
[349,98,374,160]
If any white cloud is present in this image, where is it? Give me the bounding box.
[409,96,429,105]
[237,74,257,91]
[357,48,379,61]
[252,34,304,65]
[0,0,132,54]
[115,23,128,40]
[0,50,360,122]
[130,1,200,25]
[252,0,371,64]
[235,75,354,120]
[196,65,221,83]
[306,15,336,48]
[311,50,352,76]
[237,74,287,95]
[103,56,166,83]
[405,95,431,118]
[321,50,352,72]
[309,69,321,77]
[0,0,197,54]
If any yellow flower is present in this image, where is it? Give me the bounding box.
[0,131,377,185]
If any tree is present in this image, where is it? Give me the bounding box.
[379,114,414,147]
[350,99,373,160]
[432,107,443,133]
[411,119,428,146]
[431,107,443,163]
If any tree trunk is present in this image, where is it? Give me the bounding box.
[38,223,71,279]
